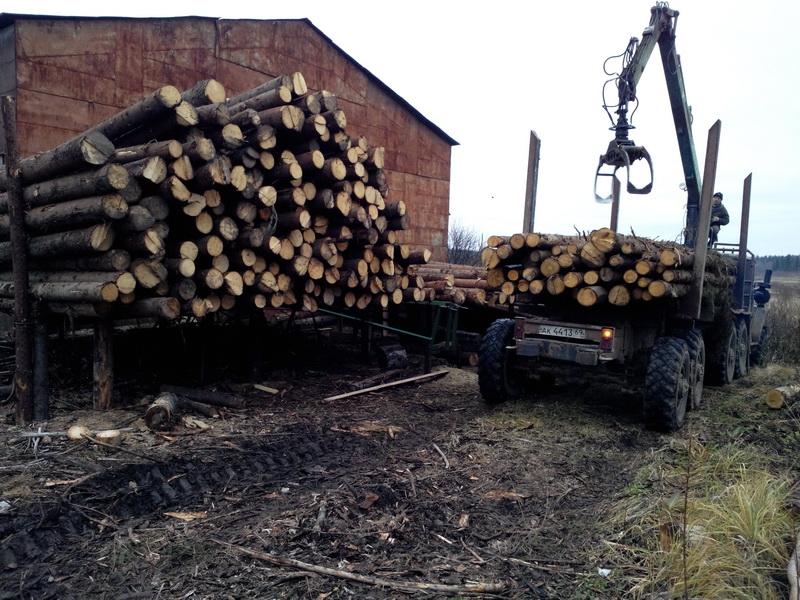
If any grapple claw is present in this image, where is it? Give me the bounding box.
[593,139,654,203]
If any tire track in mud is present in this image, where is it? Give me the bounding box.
[0,425,369,598]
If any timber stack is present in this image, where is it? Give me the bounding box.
[0,74,446,320]
[480,228,737,308]
[405,260,492,307]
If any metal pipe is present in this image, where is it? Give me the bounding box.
[316,307,436,342]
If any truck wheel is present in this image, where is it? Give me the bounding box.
[644,337,691,432]
[677,329,705,410]
[750,326,767,366]
[478,319,521,404]
[707,326,736,385]
[734,320,750,379]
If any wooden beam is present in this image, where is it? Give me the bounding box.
[322,369,449,402]
[2,96,34,425]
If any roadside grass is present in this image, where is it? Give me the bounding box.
[468,280,800,599]
[600,356,800,599]
[605,438,795,599]
[762,278,800,366]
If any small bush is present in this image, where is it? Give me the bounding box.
[447,219,483,265]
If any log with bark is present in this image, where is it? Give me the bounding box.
[764,385,800,409]
[0,74,440,323]
[480,227,737,309]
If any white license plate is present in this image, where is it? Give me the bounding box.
[538,325,586,339]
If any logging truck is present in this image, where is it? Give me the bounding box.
[477,4,771,432]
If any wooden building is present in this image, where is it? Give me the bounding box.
[0,14,457,260]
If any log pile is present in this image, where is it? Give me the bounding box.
[479,228,737,307]
[0,75,437,319]
[406,260,492,307]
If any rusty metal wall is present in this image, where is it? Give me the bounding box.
[6,17,452,259]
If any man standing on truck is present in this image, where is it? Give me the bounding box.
[708,192,730,248]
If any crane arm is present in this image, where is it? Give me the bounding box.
[596,4,703,247]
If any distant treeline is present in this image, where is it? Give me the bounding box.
[756,255,800,272]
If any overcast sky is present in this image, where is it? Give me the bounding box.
[7,1,800,256]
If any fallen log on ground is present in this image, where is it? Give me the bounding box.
[212,539,509,595]
[159,384,246,408]
[764,385,800,409]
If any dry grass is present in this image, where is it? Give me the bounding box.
[605,439,795,599]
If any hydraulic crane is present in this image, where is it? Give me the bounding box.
[594,2,703,247]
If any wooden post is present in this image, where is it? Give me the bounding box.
[522,130,541,234]
[682,120,721,320]
[609,176,621,232]
[93,317,114,409]
[2,96,34,425]
[733,173,752,310]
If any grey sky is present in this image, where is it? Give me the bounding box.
[8,0,799,255]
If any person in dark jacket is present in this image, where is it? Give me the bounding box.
[708,192,730,248]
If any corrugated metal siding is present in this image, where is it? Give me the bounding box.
[5,16,453,259]
[0,26,15,98]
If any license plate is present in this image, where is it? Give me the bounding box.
[538,325,586,339]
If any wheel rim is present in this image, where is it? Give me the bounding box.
[724,329,736,383]
[736,323,749,377]
[693,342,706,409]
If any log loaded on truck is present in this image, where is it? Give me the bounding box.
[477,3,771,432]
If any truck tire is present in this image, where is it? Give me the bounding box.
[734,319,750,379]
[707,326,736,385]
[677,329,705,410]
[644,337,691,432]
[750,326,767,366]
[478,319,521,404]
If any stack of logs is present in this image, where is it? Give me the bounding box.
[480,228,737,307]
[404,261,492,307]
[0,74,454,320]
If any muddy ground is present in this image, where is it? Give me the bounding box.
[0,319,794,599]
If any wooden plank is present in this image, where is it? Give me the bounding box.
[322,369,449,403]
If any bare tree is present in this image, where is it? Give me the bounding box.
[448,219,484,265]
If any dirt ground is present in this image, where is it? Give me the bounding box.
[0,319,793,599]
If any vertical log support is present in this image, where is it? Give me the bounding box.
[609,176,621,232]
[93,317,114,409]
[733,173,752,310]
[2,96,34,424]
[682,120,721,320]
[522,130,541,234]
